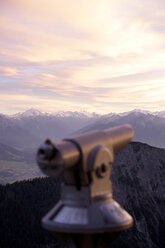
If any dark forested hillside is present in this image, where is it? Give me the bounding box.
[0,177,61,248]
[111,142,165,248]
[0,142,165,248]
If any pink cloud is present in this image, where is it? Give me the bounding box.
[0,66,19,76]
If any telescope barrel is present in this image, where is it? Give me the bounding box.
[105,124,133,152]
[37,124,133,176]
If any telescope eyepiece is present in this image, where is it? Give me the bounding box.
[38,139,57,160]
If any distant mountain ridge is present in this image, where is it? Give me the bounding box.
[8,108,165,118]
[0,108,165,149]
[5,109,101,147]
[12,109,44,118]
[74,110,165,149]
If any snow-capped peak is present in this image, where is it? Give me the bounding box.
[54,111,100,118]
[12,109,44,119]
[126,109,153,115]
[153,111,165,118]
[23,109,42,116]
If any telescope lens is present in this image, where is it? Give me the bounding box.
[101,163,107,173]
[38,147,47,159]
[38,143,55,160]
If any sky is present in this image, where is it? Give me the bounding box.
[0,0,165,115]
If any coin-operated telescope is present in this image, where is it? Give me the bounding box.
[37,124,134,248]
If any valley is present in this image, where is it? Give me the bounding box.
[0,160,43,185]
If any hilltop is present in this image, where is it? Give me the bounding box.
[0,142,164,248]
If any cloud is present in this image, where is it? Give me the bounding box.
[99,70,165,84]
[0,66,19,76]
[0,0,165,114]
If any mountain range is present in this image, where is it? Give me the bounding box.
[77,110,165,148]
[0,108,165,151]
